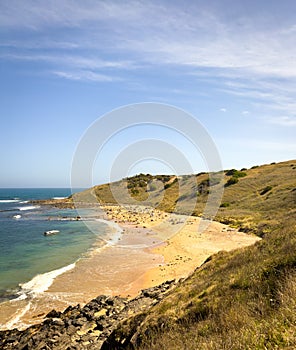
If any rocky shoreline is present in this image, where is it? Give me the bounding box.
[0,279,178,350]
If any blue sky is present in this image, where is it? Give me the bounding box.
[0,0,295,187]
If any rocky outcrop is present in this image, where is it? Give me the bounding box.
[0,280,177,350]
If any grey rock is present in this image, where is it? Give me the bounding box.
[0,279,178,350]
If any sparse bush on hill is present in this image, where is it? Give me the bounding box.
[155,175,171,183]
[225,169,237,176]
[198,179,210,194]
[220,202,230,207]
[226,169,247,178]
[225,176,239,187]
[163,177,178,190]
[224,169,247,187]
[260,185,273,195]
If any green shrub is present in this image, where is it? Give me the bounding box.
[225,177,239,187]
[225,169,237,176]
[226,169,247,178]
[156,175,171,182]
[260,186,273,195]
[198,179,210,194]
[236,171,247,178]
[220,202,230,207]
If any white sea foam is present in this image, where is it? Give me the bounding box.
[19,263,76,297]
[52,196,67,200]
[0,199,20,203]
[19,201,29,204]
[18,205,40,211]
[14,293,27,301]
[3,301,32,331]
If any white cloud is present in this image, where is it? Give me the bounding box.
[1,1,295,80]
[220,108,227,112]
[0,1,148,29]
[219,77,296,124]
[0,52,135,70]
[268,116,296,127]
[1,0,295,115]
[53,70,119,82]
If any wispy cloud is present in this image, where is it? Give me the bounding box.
[268,116,296,127]
[0,53,135,70]
[53,70,119,82]
[1,1,295,78]
[219,76,296,125]
[1,0,295,118]
[0,1,149,29]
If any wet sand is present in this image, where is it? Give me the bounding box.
[0,205,260,330]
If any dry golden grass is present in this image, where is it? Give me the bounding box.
[96,160,296,349]
[89,160,296,236]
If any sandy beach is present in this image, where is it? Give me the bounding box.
[0,205,260,330]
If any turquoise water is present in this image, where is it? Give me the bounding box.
[0,189,111,301]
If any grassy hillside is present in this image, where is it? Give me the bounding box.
[78,160,295,236]
[96,160,296,349]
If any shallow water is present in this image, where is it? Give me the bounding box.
[0,189,111,302]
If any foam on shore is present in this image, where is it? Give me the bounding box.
[0,219,150,330]
[14,219,121,300]
[3,301,32,330]
[19,263,76,298]
[0,264,76,331]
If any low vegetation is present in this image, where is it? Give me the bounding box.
[67,160,296,349]
[260,185,273,195]
[96,160,296,349]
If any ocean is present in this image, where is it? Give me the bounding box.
[0,188,114,304]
